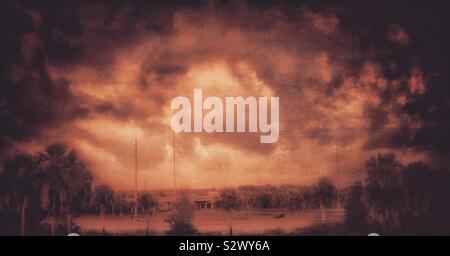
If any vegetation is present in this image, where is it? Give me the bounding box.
[93,185,114,221]
[345,153,450,235]
[215,182,338,211]
[315,178,337,208]
[0,143,93,235]
[165,191,197,236]
[138,193,157,218]
[2,144,450,236]
[0,154,41,235]
[217,189,240,210]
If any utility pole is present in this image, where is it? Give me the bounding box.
[120,191,123,218]
[173,130,176,191]
[335,138,340,208]
[218,162,222,188]
[134,138,138,219]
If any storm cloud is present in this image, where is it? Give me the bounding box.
[1,0,449,189]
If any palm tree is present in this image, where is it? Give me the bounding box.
[0,154,37,235]
[64,151,93,233]
[36,143,93,235]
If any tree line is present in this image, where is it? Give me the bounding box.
[216,179,338,211]
[0,143,93,235]
[3,143,448,235]
[345,153,450,235]
[0,143,157,236]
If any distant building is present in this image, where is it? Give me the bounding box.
[154,190,220,211]
[192,191,219,210]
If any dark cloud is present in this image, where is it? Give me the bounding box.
[139,54,189,88]
[0,2,88,157]
[338,2,450,158]
[2,0,450,187]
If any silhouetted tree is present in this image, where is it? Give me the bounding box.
[287,189,305,210]
[0,154,39,235]
[399,162,450,234]
[218,189,240,210]
[166,191,197,235]
[364,153,404,234]
[314,178,337,208]
[138,193,157,217]
[36,143,93,235]
[256,193,272,209]
[0,144,93,235]
[345,182,368,230]
[93,185,114,220]
[344,153,450,235]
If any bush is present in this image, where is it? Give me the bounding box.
[165,191,197,236]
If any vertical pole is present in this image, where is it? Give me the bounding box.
[134,138,138,219]
[336,138,340,208]
[218,163,222,188]
[20,203,26,236]
[173,130,176,191]
[120,191,123,218]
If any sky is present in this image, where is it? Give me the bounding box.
[1,0,450,190]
